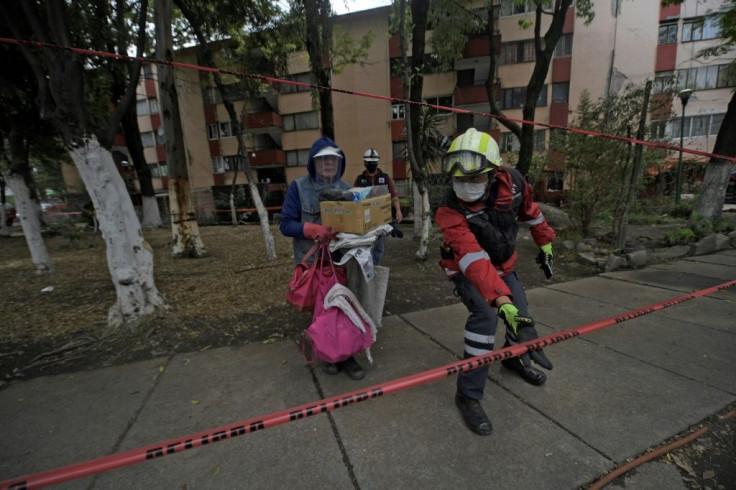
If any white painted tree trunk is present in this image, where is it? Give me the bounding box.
[248,180,277,261]
[412,182,422,237]
[140,195,162,229]
[5,175,51,273]
[416,187,430,261]
[70,137,167,328]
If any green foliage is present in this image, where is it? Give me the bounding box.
[689,211,714,237]
[670,201,693,219]
[552,84,660,235]
[665,227,696,245]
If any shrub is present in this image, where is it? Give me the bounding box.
[665,227,695,246]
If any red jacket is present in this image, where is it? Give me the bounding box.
[434,167,556,304]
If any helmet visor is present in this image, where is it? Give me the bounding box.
[442,150,491,176]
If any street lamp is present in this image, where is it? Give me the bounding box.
[674,88,693,205]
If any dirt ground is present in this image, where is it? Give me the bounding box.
[1,220,734,488]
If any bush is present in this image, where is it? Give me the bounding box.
[669,201,693,219]
[665,227,696,246]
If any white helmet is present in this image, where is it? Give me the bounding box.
[363,148,380,162]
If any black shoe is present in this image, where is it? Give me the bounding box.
[321,362,339,375]
[454,393,493,436]
[501,358,547,386]
[339,356,365,380]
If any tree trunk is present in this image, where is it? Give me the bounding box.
[4,127,51,271]
[5,174,50,273]
[691,91,736,224]
[303,0,334,139]
[156,0,206,257]
[70,137,166,327]
[614,81,651,250]
[172,0,277,260]
[121,106,162,228]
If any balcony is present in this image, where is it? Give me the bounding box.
[246,111,282,131]
[454,85,489,106]
[249,149,286,167]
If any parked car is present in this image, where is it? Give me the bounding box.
[2,203,16,226]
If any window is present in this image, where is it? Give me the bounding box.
[202,87,221,105]
[142,64,154,79]
[212,155,243,173]
[552,82,569,103]
[670,113,725,139]
[500,133,519,152]
[457,113,492,133]
[219,121,234,138]
[502,40,537,64]
[658,22,678,44]
[279,72,312,94]
[158,162,168,177]
[500,85,547,109]
[533,130,546,151]
[424,95,453,115]
[500,0,551,16]
[149,163,161,178]
[457,69,475,88]
[546,171,564,192]
[155,129,165,146]
[653,71,675,94]
[554,34,573,57]
[650,120,668,140]
[140,131,155,147]
[283,111,320,132]
[392,141,406,160]
[207,123,219,140]
[286,149,310,167]
[392,103,405,120]
[499,131,545,152]
[682,15,721,42]
[148,98,159,114]
[678,64,734,91]
[136,99,149,116]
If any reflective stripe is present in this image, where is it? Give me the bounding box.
[464,331,495,345]
[464,345,492,356]
[458,251,490,273]
[523,213,544,226]
[444,269,458,277]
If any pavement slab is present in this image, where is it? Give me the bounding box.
[0,358,162,488]
[318,318,611,489]
[92,342,353,489]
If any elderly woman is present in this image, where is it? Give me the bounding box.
[279,136,365,380]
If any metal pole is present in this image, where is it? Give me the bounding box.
[674,88,693,205]
[675,106,685,204]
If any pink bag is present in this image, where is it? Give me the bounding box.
[305,283,376,364]
[286,243,345,312]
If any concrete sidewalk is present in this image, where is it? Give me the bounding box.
[1,251,735,489]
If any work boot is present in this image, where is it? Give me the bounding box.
[454,393,493,436]
[501,357,547,386]
[339,356,365,380]
[321,362,339,375]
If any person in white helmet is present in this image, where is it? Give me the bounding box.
[435,128,556,436]
[354,148,403,265]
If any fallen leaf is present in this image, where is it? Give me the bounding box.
[212,465,221,476]
[190,399,200,406]
[159,366,165,373]
[703,470,715,479]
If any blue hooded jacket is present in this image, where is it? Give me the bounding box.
[279,136,351,263]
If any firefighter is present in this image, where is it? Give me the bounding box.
[434,128,555,435]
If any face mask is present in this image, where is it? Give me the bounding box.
[365,163,378,173]
[453,181,487,202]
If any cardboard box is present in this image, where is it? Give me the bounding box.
[320,194,392,235]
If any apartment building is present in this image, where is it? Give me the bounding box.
[108,0,731,220]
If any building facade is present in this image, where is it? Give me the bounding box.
[109,0,732,220]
